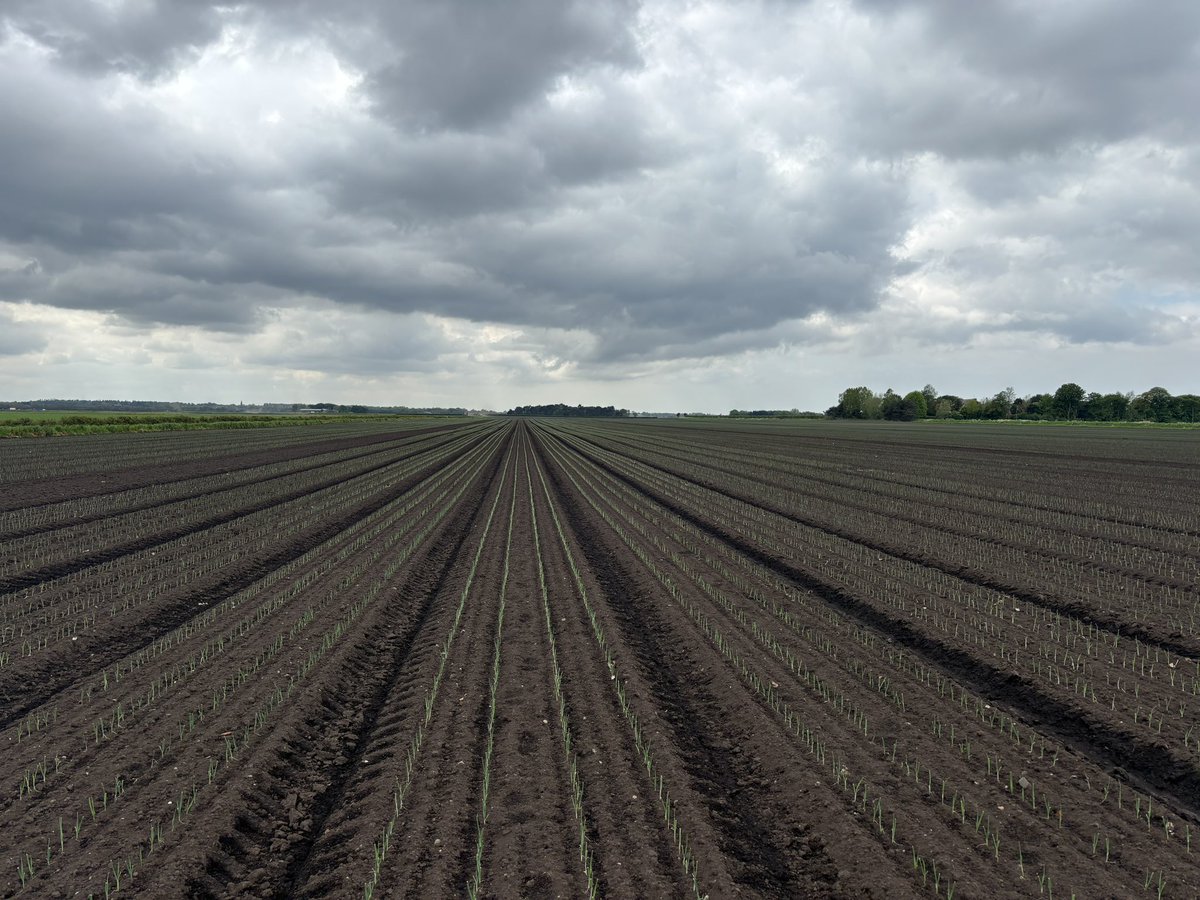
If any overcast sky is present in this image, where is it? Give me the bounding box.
[1,1,1197,411]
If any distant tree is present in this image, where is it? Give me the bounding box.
[1098,392,1132,421]
[506,403,628,417]
[1174,394,1200,423]
[935,395,964,414]
[903,390,929,419]
[862,392,883,419]
[824,382,1196,424]
[982,387,1015,420]
[1079,392,1101,420]
[832,386,880,419]
[881,390,921,421]
[879,390,902,420]
[1052,383,1085,420]
[1025,393,1055,419]
[1130,387,1174,422]
[960,398,984,419]
[1079,392,1131,421]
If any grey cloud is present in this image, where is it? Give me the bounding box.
[245,313,451,375]
[319,76,675,221]
[324,131,547,220]
[444,152,910,360]
[523,83,672,185]
[31,261,267,331]
[2,0,1198,394]
[0,54,248,256]
[2,0,223,78]
[843,0,1200,159]
[979,302,1195,347]
[0,307,47,356]
[931,145,1200,309]
[360,0,640,129]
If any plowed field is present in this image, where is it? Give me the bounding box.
[2,417,1198,898]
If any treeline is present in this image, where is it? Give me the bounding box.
[4,399,261,413]
[3,399,467,415]
[826,384,1200,423]
[0,414,390,439]
[728,409,824,418]
[298,402,468,415]
[505,404,630,417]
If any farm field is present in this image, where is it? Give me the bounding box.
[0,411,443,438]
[1,417,1198,898]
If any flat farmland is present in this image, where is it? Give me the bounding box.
[1,418,1198,899]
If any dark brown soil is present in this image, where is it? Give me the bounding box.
[2,418,1198,899]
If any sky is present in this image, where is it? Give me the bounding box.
[1,0,1198,412]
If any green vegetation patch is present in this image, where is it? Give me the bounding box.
[0,412,444,438]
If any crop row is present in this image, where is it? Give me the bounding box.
[0,424,492,686]
[3,424,508,812]
[0,419,431,485]
[0,422,484,541]
[565,424,1200,645]
[0,425,487,582]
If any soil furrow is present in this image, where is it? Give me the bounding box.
[0,430,483,595]
[0,429,494,728]
[0,422,468,511]
[478,433,583,899]
[536,432,848,898]
[565,430,1200,659]
[0,426,472,542]
[191,429,508,898]
[557,431,1200,824]
[526,434,697,899]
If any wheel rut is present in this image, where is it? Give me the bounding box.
[274,457,501,899]
[181,428,510,898]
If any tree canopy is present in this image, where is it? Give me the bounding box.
[505,404,630,417]
[825,384,1199,423]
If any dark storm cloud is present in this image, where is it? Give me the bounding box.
[0,48,263,273]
